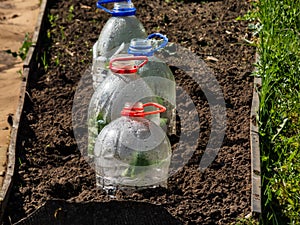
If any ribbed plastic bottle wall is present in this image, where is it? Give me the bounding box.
[94,102,171,196]
[88,55,159,159]
[92,0,147,90]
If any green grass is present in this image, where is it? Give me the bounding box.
[254,0,300,224]
[232,215,259,225]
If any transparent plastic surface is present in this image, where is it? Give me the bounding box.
[92,16,147,90]
[123,36,177,134]
[138,57,176,135]
[113,2,135,12]
[94,116,171,195]
[88,72,159,158]
[98,41,177,134]
[92,56,108,87]
[96,16,146,56]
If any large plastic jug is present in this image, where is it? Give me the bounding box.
[94,102,171,196]
[88,55,159,158]
[128,33,176,135]
[92,0,147,89]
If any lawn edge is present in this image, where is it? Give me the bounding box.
[250,53,262,217]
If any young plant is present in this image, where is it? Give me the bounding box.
[48,14,58,28]
[67,5,75,22]
[59,25,66,41]
[54,55,60,67]
[41,51,48,72]
[5,33,32,61]
[17,69,23,78]
[234,217,259,225]
[122,151,152,177]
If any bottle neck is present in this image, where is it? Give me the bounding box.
[121,102,145,118]
[114,72,139,81]
[114,2,134,10]
[112,1,136,16]
[128,48,153,56]
[128,39,154,56]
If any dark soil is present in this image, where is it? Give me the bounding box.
[4,0,255,224]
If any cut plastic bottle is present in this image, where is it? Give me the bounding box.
[127,33,176,135]
[88,55,159,159]
[92,0,147,90]
[94,102,171,196]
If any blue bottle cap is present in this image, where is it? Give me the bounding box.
[97,0,136,16]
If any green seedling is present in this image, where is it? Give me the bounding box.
[96,112,109,134]
[59,26,66,40]
[17,69,23,77]
[234,216,259,225]
[5,33,32,61]
[67,5,75,21]
[48,14,58,27]
[47,14,59,39]
[47,29,51,39]
[122,152,153,178]
[54,54,60,66]
[18,157,22,166]
[41,51,48,72]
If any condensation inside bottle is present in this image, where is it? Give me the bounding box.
[88,61,159,160]
[94,115,171,196]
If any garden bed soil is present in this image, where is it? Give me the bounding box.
[3,0,255,224]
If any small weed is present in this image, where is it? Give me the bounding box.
[59,26,66,40]
[5,33,32,61]
[47,29,51,39]
[41,51,48,72]
[67,5,75,22]
[235,1,259,22]
[234,216,259,225]
[48,14,58,27]
[17,69,23,77]
[54,54,60,66]
[47,14,59,39]
[18,157,22,165]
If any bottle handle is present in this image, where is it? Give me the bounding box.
[143,102,166,116]
[147,33,168,54]
[96,0,130,14]
[121,102,166,117]
[109,56,148,73]
[109,56,148,69]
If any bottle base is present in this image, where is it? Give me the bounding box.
[96,175,167,197]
